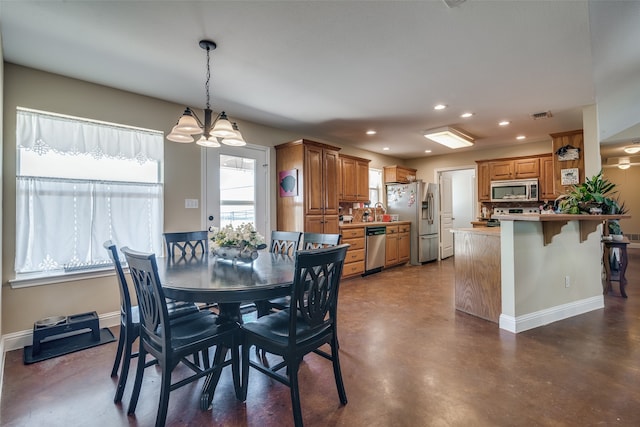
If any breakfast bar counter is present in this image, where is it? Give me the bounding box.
[452,227,501,323]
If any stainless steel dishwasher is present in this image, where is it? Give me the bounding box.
[364,226,386,275]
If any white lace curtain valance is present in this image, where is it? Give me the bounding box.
[17,108,163,162]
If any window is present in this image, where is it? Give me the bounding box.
[15,108,164,277]
[368,168,383,205]
[219,154,256,228]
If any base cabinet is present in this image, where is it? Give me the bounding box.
[340,227,365,278]
[384,223,410,268]
[384,225,399,267]
[397,224,411,264]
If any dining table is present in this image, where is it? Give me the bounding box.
[158,251,296,410]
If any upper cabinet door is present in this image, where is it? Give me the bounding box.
[304,145,325,216]
[514,158,540,179]
[489,160,514,180]
[323,148,340,216]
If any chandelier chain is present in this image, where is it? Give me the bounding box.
[205,46,211,110]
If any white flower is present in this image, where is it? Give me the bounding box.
[209,223,265,250]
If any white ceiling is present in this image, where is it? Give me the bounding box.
[1,1,637,160]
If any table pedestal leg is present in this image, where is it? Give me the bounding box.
[199,302,244,410]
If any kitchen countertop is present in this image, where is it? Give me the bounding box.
[339,221,411,229]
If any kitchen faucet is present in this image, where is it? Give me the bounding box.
[374,202,386,213]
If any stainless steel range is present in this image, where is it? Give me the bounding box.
[494,207,540,215]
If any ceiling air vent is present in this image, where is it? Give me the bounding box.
[530,111,553,120]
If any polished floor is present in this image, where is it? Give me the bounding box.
[2,250,640,427]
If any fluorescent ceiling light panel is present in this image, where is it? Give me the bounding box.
[423,126,474,149]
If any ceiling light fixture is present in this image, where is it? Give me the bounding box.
[623,141,640,154]
[366,130,377,135]
[460,112,474,118]
[618,157,631,170]
[499,120,510,126]
[434,104,447,110]
[167,40,245,147]
[423,126,474,149]
[516,135,526,140]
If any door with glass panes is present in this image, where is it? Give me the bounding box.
[204,145,269,240]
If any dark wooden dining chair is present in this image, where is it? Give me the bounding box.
[262,232,343,315]
[240,244,350,427]
[269,230,302,256]
[163,230,208,260]
[121,246,240,427]
[104,241,203,404]
[302,232,342,249]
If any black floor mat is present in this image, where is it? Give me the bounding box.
[23,328,116,364]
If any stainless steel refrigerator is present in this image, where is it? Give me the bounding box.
[386,180,439,265]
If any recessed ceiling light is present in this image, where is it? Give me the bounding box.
[383,147,390,151]
[460,112,474,118]
[434,104,447,110]
[516,135,526,140]
[499,120,510,126]
[424,150,432,153]
[366,130,377,135]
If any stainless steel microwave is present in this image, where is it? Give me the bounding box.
[490,179,539,202]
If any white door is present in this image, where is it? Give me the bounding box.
[440,173,454,259]
[204,145,269,240]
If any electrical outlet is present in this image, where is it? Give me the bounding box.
[565,276,571,288]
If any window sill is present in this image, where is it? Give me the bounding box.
[9,267,117,289]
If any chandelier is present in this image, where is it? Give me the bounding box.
[167,40,245,147]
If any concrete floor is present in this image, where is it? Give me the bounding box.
[2,250,639,427]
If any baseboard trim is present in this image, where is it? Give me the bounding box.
[1,311,120,353]
[499,295,604,333]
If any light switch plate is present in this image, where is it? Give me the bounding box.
[185,199,199,209]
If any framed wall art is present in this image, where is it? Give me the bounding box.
[279,169,298,197]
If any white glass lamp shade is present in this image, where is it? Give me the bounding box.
[167,126,195,143]
[618,158,631,169]
[174,109,202,134]
[196,135,221,147]
[210,112,237,138]
[221,124,246,146]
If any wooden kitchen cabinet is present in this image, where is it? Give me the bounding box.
[384,225,399,267]
[339,154,370,202]
[489,158,539,181]
[551,129,584,195]
[384,223,410,267]
[477,161,491,201]
[276,139,341,234]
[514,157,540,178]
[397,223,411,264]
[383,165,417,184]
[489,160,514,181]
[340,226,365,278]
[539,154,557,200]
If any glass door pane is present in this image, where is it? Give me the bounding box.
[204,145,269,240]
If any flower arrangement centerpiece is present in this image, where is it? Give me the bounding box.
[209,223,266,263]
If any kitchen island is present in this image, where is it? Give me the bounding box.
[454,214,629,333]
[453,227,501,323]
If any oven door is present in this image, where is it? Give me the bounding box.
[491,182,529,202]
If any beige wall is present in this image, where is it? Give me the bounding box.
[602,166,640,238]
[1,63,402,335]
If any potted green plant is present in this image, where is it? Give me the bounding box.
[608,220,624,241]
[556,171,627,215]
